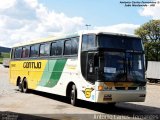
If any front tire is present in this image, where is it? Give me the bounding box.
[70,85,77,106]
[155,79,158,83]
[107,102,116,107]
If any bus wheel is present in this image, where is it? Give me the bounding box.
[18,80,23,92]
[22,78,29,93]
[155,80,158,83]
[70,85,77,106]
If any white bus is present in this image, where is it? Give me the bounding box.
[10,31,146,106]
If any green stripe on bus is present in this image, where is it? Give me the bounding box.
[39,60,56,86]
[45,59,67,88]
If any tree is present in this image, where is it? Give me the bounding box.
[135,20,160,61]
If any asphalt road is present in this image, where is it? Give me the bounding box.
[0,65,160,120]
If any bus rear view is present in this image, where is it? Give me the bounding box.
[81,33,146,103]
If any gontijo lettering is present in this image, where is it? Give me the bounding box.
[23,62,41,68]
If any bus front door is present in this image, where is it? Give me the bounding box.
[86,52,98,83]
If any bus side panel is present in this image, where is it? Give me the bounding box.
[36,59,68,95]
[36,58,96,102]
[10,58,96,102]
[76,76,96,102]
[10,61,26,85]
[35,58,85,97]
[10,60,48,90]
[27,60,48,89]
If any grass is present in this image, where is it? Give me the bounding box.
[0,58,2,64]
[0,52,10,64]
[1,52,10,58]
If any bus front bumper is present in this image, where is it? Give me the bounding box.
[95,90,146,103]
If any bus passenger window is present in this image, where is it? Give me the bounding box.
[88,35,95,48]
[22,46,30,58]
[51,41,63,56]
[51,42,57,56]
[64,40,71,55]
[14,47,22,59]
[82,35,87,50]
[30,44,39,57]
[40,43,49,57]
[56,41,63,55]
[82,34,95,51]
[71,37,79,55]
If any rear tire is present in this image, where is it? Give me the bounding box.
[70,85,77,106]
[18,80,23,92]
[22,78,29,93]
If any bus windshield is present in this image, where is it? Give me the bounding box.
[97,34,145,82]
[103,52,145,82]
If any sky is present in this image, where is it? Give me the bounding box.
[0,0,160,47]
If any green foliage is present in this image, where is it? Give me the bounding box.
[2,52,10,58]
[144,42,160,61]
[0,58,2,64]
[135,20,160,43]
[135,20,160,61]
[0,52,10,64]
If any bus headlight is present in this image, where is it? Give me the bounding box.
[98,85,104,91]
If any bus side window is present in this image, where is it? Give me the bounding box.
[51,42,57,56]
[82,34,95,51]
[64,40,71,55]
[40,43,49,57]
[30,44,39,57]
[64,37,79,56]
[82,35,87,50]
[14,47,22,59]
[22,46,30,58]
[71,37,79,55]
[51,41,63,56]
[56,41,63,56]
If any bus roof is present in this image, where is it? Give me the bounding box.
[13,30,139,48]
